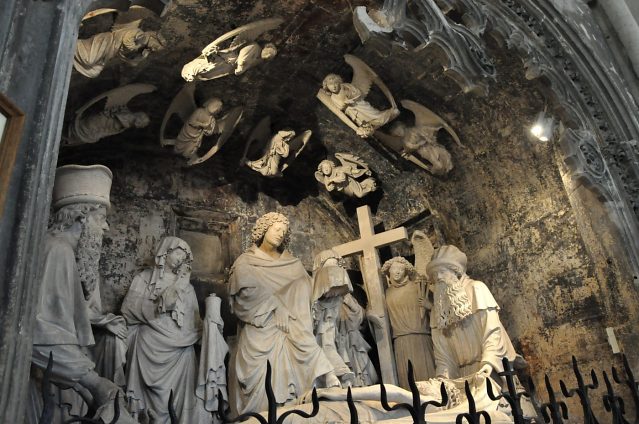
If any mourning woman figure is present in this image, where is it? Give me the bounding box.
[229,212,337,415]
[121,237,209,424]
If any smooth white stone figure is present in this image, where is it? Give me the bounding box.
[74,20,166,78]
[241,116,311,177]
[31,165,134,424]
[317,54,399,138]
[311,250,355,386]
[181,18,283,82]
[425,245,525,382]
[315,153,377,198]
[380,257,436,389]
[160,84,243,166]
[376,100,464,175]
[335,293,378,387]
[66,84,155,146]
[197,294,229,423]
[229,212,338,414]
[121,237,210,424]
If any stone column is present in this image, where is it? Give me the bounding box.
[599,0,639,78]
[0,0,86,422]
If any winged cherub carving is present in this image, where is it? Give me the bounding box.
[318,54,400,138]
[74,20,166,78]
[181,17,284,82]
[66,83,155,146]
[160,84,243,166]
[240,117,312,178]
[315,153,377,198]
[376,99,463,175]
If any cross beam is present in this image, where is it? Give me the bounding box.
[333,206,407,385]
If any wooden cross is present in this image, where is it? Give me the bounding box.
[332,205,407,385]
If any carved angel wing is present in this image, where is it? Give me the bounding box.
[241,116,272,163]
[202,17,284,54]
[335,152,371,179]
[401,99,462,147]
[374,129,405,153]
[345,54,397,109]
[411,230,434,276]
[280,130,311,172]
[73,83,156,142]
[188,106,243,166]
[160,83,198,147]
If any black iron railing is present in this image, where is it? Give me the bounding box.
[37,353,639,423]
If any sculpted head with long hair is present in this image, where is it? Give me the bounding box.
[251,212,291,253]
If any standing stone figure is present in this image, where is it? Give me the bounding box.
[312,250,355,386]
[31,165,134,424]
[425,245,525,381]
[381,257,436,389]
[121,236,210,424]
[229,212,338,414]
[335,293,378,387]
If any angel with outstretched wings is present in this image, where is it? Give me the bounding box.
[317,54,400,138]
[74,20,166,78]
[315,153,377,198]
[376,99,463,175]
[240,117,311,178]
[66,83,155,146]
[160,84,243,166]
[181,17,284,82]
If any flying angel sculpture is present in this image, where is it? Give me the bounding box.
[315,153,377,198]
[375,99,463,175]
[66,83,155,146]
[317,54,400,138]
[160,84,243,166]
[240,116,312,178]
[181,17,284,82]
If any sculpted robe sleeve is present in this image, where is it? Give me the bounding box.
[229,257,282,327]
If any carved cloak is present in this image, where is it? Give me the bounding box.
[229,246,333,414]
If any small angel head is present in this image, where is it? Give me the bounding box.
[203,98,223,115]
[133,112,151,128]
[318,159,335,176]
[261,43,278,60]
[390,121,407,137]
[276,129,296,142]
[322,74,343,94]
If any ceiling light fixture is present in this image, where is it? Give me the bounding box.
[530,110,555,142]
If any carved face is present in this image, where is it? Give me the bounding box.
[165,247,188,271]
[262,221,288,249]
[86,207,109,238]
[205,99,223,115]
[261,44,277,59]
[431,266,457,285]
[319,161,333,175]
[389,261,407,283]
[323,74,343,94]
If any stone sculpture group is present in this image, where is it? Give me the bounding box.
[30,164,531,424]
[33,8,532,424]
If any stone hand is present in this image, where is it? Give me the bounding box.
[106,318,127,339]
[274,307,295,333]
[478,363,493,377]
[366,311,385,329]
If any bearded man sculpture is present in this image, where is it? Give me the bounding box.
[426,245,525,382]
[229,212,338,414]
[31,165,133,424]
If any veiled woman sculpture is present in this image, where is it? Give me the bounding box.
[229,212,338,415]
[121,237,210,424]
